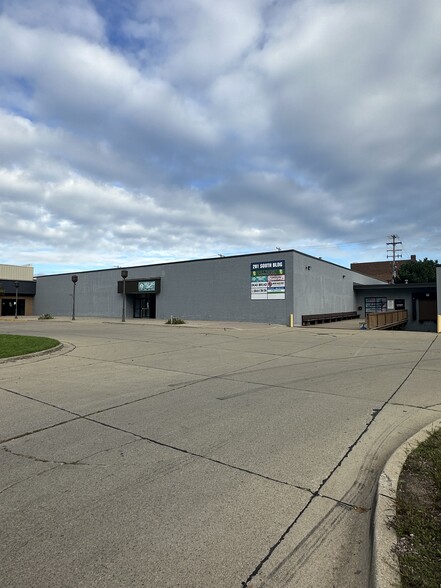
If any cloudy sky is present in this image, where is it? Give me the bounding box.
[1,0,440,275]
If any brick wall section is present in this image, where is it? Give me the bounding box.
[350,256,416,282]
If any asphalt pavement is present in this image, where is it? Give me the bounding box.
[1,318,440,587]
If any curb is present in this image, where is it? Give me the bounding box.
[0,342,71,364]
[372,417,441,588]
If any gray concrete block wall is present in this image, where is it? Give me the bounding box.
[155,252,294,324]
[34,269,127,318]
[34,250,387,326]
[292,252,383,325]
[35,252,295,325]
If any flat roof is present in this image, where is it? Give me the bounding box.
[354,282,436,290]
[36,248,361,278]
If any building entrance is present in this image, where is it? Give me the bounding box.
[1,299,25,316]
[133,294,156,318]
[411,291,437,323]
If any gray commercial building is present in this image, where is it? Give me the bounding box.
[436,265,441,333]
[354,282,437,332]
[34,250,385,326]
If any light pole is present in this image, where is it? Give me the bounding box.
[71,275,78,320]
[121,269,128,322]
[14,281,19,319]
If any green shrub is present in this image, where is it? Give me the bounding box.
[38,313,54,320]
[165,316,185,325]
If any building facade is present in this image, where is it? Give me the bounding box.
[0,264,36,317]
[34,250,383,326]
[350,255,416,283]
[355,283,437,332]
[437,265,441,333]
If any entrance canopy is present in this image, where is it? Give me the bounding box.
[117,278,161,295]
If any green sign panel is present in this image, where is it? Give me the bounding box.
[138,281,156,292]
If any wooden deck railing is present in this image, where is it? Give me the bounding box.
[366,310,408,330]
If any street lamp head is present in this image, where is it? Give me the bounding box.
[14,281,19,288]
[71,275,78,284]
[121,269,128,279]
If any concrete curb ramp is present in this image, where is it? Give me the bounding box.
[373,417,441,588]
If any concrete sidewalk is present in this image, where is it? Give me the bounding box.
[0,319,440,587]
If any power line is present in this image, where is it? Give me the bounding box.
[386,234,402,283]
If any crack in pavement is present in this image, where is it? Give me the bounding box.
[0,416,82,445]
[227,358,420,391]
[83,414,316,494]
[2,383,379,516]
[1,445,92,466]
[2,329,438,587]
[0,439,142,496]
[390,400,441,412]
[239,333,439,587]
[1,438,140,469]
[1,384,317,498]
[0,386,83,444]
[0,464,60,496]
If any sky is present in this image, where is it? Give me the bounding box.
[1,0,440,275]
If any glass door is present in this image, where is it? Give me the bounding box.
[133,295,156,318]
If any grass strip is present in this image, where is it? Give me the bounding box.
[0,334,60,359]
[393,427,441,587]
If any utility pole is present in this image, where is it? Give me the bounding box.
[387,234,402,283]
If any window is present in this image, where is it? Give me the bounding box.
[365,297,387,313]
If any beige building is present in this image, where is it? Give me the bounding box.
[0,264,36,317]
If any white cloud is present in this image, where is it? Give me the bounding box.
[1,0,441,274]
[2,0,105,40]
[0,16,219,148]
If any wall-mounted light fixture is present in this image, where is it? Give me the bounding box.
[305,265,311,271]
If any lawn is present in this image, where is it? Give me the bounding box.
[393,427,441,587]
[0,334,60,359]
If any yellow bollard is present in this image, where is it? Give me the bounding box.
[438,315,441,333]
[289,313,294,328]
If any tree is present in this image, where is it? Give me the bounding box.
[396,257,438,283]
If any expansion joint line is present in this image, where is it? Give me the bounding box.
[0,385,82,444]
[240,334,439,587]
[2,381,308,494]
[83,415,313,494]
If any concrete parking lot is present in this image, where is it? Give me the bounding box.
[1,318,440,587]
